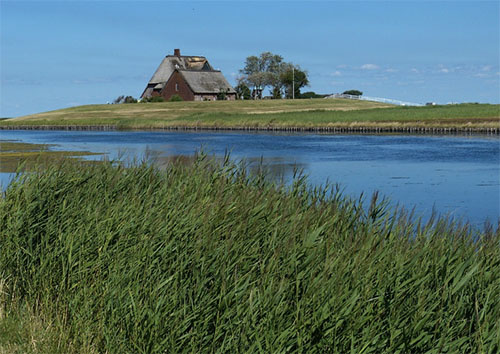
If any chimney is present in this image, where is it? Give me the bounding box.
[174,48,181,57]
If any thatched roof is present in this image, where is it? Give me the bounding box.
[180,70,236,94]
[141,49,235,98]
[148,55,212,84]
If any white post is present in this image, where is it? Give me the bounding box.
[292,67,295,100]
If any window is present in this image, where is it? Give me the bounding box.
[175,83,179,92]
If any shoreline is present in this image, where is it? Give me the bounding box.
[1,101,498,134]
[1,124,498,134]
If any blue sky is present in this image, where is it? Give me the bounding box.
[1,0,499,117]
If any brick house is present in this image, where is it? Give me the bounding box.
[141,49,236,101]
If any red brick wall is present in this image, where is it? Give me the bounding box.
[161,71,195,101]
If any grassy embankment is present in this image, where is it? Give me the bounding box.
[1,99,498,131]
[1,157,499,353]
[0,141,101,173]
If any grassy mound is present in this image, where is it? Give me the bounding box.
[1,99,498,130]
[0,158,499,353]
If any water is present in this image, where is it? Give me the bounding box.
[1,130,499,227]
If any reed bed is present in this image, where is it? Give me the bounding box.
[0,157,499,353]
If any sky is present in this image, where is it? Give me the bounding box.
[1,0,499,117]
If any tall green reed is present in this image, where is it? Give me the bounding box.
[0,156,498,353]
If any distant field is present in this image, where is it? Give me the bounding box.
[1,99,498,131]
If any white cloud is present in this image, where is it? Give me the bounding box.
[336,64,348,69]
[481,65,493,72]
[437,64,453,74]
[385,68,398,73]
[361,64,379,70]
[410,68,419,73]
[331,70,342,77]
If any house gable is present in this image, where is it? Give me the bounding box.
[160,70,195,101]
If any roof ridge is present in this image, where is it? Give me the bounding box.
[178,68,221,73]
[166,55,207,58]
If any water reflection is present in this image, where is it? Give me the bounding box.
[143,151,307,183]
[0,130,498,227]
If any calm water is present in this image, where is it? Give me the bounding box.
[1,130,499,227]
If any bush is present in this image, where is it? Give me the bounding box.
[113,95,137,104]
[124,96,137,104]
[299,91,328,99]
[141,96,166,103]
[343,90,363,96]
[169,94,183,102]
[216,89,230,101]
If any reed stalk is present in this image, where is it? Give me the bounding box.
[0,157,498,352]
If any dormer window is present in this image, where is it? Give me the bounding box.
[202,62,211,71]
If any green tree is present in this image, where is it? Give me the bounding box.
[240,52,310,99]
[240,52,284,99]
[235,82,251,100]
[271,86,282,99]
[281,66,309,99]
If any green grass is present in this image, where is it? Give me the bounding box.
[161,104,500,129]
[1,99,498,130]
[0,141,102,173]
[1,157,499,353]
